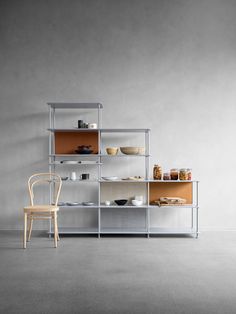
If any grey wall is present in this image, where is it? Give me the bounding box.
[1,0,236,230]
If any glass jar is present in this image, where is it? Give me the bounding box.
[179,168,188,180]
[170,168,179,180]
[153,164,162,180]
[163,172,171,180]
[187,168,192,181]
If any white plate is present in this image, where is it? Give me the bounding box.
[61,161,78,164]
[82,202,95,206]
[102,176,119,181]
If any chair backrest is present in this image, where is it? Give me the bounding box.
[28,173,62,206]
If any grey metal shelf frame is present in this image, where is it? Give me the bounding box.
[47,102,199,238]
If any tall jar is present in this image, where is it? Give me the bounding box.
[187,168,192,180]
[179,169,188,180]
[153,164,162,180]
[170,168,179,180]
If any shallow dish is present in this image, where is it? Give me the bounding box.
[61,177,69,181]
[82,202,95,206]
[66,202,80,206]
[114,199,128,206]
[120,147,145,155]
[58,202,66,206]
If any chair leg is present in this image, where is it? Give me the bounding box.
[56,222,60,241]
[53,212,58,248]
[27,216,33,242]
[23,213,27,249]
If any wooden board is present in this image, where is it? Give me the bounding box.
[149,182,192,204]
[55,131,98,154]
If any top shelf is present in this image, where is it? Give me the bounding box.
[48,128,150,133]
[47,103,103,109]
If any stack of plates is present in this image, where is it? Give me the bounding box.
[102,176,119,181]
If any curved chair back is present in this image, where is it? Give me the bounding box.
[28,173,62,206]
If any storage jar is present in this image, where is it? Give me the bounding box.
[153,164,162,180]
[170,169,179,180]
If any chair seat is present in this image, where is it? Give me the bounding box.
[24,205,59,213]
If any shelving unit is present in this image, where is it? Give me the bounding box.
[48,103,199,238]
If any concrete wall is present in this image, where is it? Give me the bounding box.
[0,0,236,230]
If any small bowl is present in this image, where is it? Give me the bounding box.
[106,147,119,155]
[132,199,143,206]
[114,199,128,206]
[61,177,69,181]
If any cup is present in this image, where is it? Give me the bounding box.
[80,173,89,180]
[105,200,111,206]
[88,123,97,129]
[135,195,144,202]
[70,172,77,181]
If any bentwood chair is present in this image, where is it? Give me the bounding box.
[23,173,62,248]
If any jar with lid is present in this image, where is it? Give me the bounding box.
[187,168,192,180]
[163,172,171,180]
[153,164,162,180]
[170,168,179,180]
[179,169,188,180]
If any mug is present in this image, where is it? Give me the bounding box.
[80,173,89,180]
[70,172,77,181]
[88,123,97,129]
[78,120,83,128]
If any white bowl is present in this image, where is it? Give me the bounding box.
[132,199,143,206]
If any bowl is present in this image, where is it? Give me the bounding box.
[106,147,119,155]
[120,147,145,155]
[114,199,128,206]
[132,199,143,206]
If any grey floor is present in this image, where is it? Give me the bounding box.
[1,231,236,314]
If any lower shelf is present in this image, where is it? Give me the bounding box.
[100,228,147,234]
[48,227,197,235]
[149,227,197,235]
[49,227,98,234]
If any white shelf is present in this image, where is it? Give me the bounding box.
[48,102,199,237]
[100,154,149,157]
[59,205,99,208]
[100,228,147,234]
[49,227,99,234]
[149,205,198,209]
[99,180,148,183]
[47,103,103,109]
[149,180,198,183]
[61,179,98,183]
[49,154,149,157]
[149,227,197,235]
[48,128,99,132]
[100,205,148,208]
[48,128,149,133]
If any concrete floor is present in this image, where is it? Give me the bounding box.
[1,231,236,314]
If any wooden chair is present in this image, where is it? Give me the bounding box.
[23,173,62,248]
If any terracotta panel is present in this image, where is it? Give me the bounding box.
[149,182,192,204]
[55,131,98,154]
